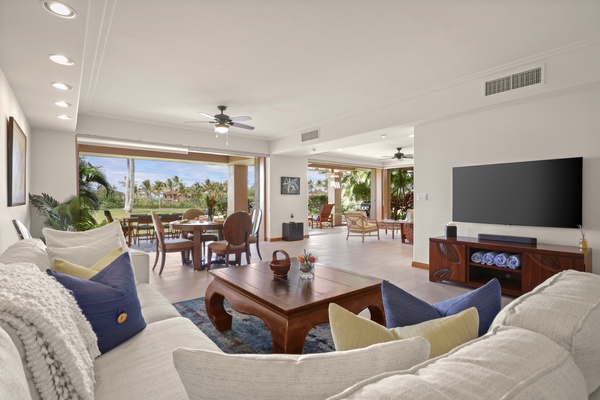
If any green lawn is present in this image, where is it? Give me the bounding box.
[94,208,189,223]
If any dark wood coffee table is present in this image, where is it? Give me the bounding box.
[205,262,385,354]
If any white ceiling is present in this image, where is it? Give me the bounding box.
[2,0,600,166]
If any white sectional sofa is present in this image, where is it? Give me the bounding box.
[0,222,599,399]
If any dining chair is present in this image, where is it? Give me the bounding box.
[150,211,195,275]
[248,208,263,260]
[12,219,32,240]
[133,214,154,245]
[309,203,335,228]
[345,211,380,242]
[206,211,253,270]
[104,210,128,235]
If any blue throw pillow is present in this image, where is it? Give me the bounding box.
[382,278,501,336]
[47,252,146,353]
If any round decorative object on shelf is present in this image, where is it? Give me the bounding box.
[269,250,291,278]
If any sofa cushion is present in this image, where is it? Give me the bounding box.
[173,337,430,400]
[43,221,128,250]
[47,252,146,354]
[94,317,219,400]
[490,269,600,395]
[0,326,30,400]
[136,283,181,324]
[382,278,501,336]
[329,303,478,358]
[0,238,50,271]
[328,326,588,400]
[52,246,123,279]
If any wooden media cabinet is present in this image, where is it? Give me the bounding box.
[429,236,592,296]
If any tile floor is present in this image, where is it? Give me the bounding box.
[140,226,515,308]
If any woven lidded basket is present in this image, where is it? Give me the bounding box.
[269,250,291,278]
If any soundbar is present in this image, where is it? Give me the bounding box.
[478,233,537,245]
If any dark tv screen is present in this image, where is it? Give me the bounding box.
[452,157,582,228]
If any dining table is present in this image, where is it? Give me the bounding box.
[170,220,224,271]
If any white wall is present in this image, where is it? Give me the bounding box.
[266,155,309,239]
[0,69,31,252]
[414,86,600,273]
[29,129,77,238]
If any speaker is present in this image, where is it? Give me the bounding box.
[478,233,537,245]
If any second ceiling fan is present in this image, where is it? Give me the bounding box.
[391,147,414,160]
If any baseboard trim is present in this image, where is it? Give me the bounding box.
[412,261,429,270]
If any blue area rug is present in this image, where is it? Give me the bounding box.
[173,297,335,354]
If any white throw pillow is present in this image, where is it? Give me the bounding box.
[46,233,122,268]
[173,337,430,400]
[43,221,128,250]
[490,269,600,395]
[328,326,588,400]
[0,238,50,271]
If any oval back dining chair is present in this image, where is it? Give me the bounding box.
[248,208,263,260]
[206,211,253,270]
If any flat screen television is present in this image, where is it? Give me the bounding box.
[452,157,582,228]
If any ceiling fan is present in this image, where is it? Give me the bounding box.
[185,105,255,135]
[391,147,414,160]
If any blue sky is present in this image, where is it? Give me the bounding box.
[84,155,325,192]
[84,156,243,192]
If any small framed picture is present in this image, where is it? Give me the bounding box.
[281,176,300,195]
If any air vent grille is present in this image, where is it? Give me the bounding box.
[512,67,542,89]
[485,76,511,96]
[485,67,542,96]
[301,129,319,142]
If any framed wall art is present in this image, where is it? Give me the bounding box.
[281,176,300,195]
[7,116,27,206]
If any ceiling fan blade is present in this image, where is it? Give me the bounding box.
[231,122,255,130]
[403,154,414,159]
[198,112,216,120]
[231,116,252,122]
[184,120,213,124]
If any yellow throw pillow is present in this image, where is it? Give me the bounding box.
[52,247,123,279]
[329,303,479,358]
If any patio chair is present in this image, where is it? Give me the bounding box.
[309,203,334,228]
[151,211,195,275]
[206,211,253,270]
[248,208,263,260]
[345,211,380,242]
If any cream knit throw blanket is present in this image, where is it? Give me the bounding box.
[0,262,100,400]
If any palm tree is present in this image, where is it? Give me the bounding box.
[390,169,414,219]
[341,170,371,211]
[124,158,135,213]
[79,159,111,208]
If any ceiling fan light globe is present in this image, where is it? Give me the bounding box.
[215,124,229,134]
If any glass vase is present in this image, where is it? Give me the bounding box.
[299,263,314,279]
[579,238,588,250]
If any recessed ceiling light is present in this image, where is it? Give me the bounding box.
[57,114,72,120]
[52,82,72,90]
[49,54,74,66]
[380,134,386,139]
[54,101,72,107]
[409,134,415,138]
[42,1,77,18]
